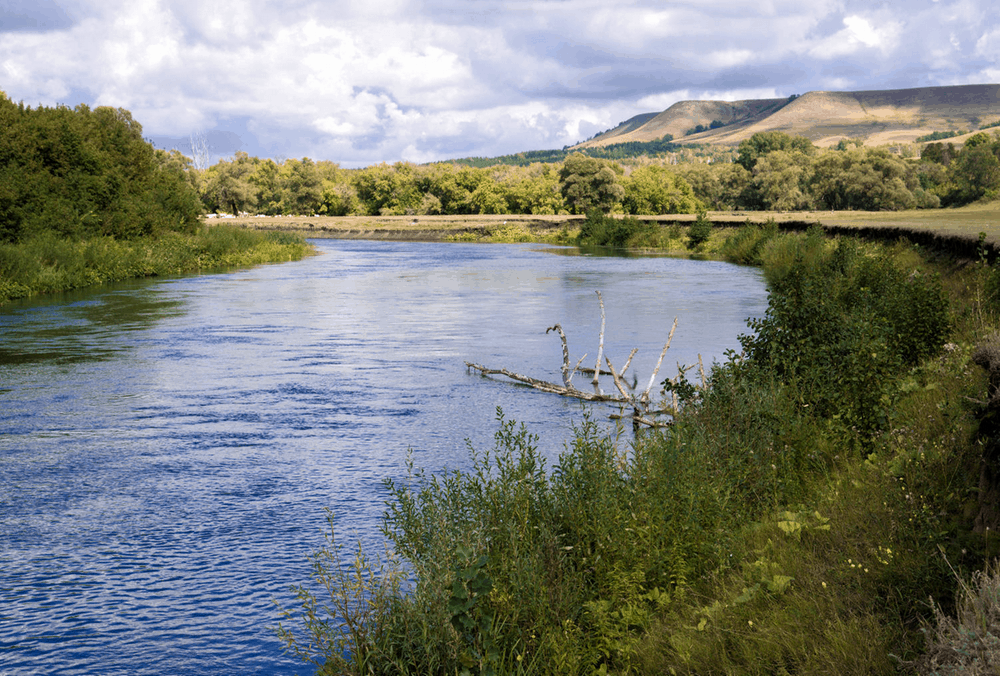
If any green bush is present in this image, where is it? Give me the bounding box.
[718,219,779,265]
[575,209,652,248]
[740,233,950,440]
[686,211,712,250]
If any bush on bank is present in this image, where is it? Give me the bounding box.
[0,226,311,305]
[275,227,999,675]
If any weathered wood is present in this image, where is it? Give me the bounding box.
[545,324,577,390]
[593,291,605,391]
[641,317,678,406]
[465,362,627,402]
[466,293,688,428]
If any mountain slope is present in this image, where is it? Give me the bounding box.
[574,84,1000,149]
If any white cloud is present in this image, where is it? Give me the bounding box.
[1,0,999,165]
[809,15,902,59]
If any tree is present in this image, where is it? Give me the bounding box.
[944,143,1000,205]
[736,132,815,171]
[622,165,701,215]
[558,153,624,214]
[747,150,813,211]
[810,148,918,211]
[0,93,201,242]
[278,158,322,215]
[202,151,257,215]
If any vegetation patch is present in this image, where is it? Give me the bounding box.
[276,226,1000,674]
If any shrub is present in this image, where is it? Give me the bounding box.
[740,233,950,440]
[916,560,1000,675]
[686,211,712,250]
[575,209,652,248]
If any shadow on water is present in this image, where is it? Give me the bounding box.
[0,281,184,366]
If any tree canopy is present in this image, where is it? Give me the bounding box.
[0,92,202,243]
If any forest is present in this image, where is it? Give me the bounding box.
[192,130,1000,219]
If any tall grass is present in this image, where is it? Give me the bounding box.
[276,227,995,675]
[0,225,312,305]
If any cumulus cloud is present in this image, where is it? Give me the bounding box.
[1,0,999,165]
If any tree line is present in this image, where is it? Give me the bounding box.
[5,88,994,239]
[193,131,1000,219]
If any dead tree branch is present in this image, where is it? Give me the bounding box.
[466,293,691,427]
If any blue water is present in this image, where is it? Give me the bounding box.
[0,240,768,674]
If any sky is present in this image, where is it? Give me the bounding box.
[2,0,1000,167]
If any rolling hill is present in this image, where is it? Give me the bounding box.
[574,84,1000,150]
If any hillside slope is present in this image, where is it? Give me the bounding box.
[575,84,1000,149]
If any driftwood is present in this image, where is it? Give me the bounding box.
[465,291,706,427]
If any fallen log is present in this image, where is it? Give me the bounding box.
[465,291,704,427]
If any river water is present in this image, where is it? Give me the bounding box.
[0,240,768,675]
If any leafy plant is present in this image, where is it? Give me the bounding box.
[686,210,712,250]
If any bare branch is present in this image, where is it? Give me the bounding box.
[604,356,631,401]
[620,347,639,381]
[593,291,605,391]
[546,324,574,390]
[642,316,678,406]
[465,362,626,402]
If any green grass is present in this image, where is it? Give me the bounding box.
[0,225,313,305]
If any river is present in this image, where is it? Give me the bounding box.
[0,239,768,674]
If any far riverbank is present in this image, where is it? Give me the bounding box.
[215,202,1000,258]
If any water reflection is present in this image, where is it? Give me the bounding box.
[0,285,184,366]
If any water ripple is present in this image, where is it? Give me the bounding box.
[0,241,768,674]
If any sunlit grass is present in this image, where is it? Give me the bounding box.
[0,225,313,305]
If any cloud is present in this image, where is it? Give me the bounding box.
[808,15,902,59]
[1,0,999,165]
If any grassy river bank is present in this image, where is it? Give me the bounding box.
[275,219,1000,675]
[0,225,313,306]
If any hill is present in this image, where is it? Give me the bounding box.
[574,84,1000,150]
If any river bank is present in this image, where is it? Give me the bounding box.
[276,225,1000,675]
[0,226,313,306]
[217,202,1000,258]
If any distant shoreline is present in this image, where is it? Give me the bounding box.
[210,206,1000,257]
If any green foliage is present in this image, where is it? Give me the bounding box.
[576,210,654,248]
[621,165,701,215]
[717,219,780,265]
[917,130,965,143]
[736,131,816,171]
[274,511,407,676]
[0,226,311,305]
[740,232,950,440]
[0,93,202,243]
[810,147,921,211]
[559,154,625,214]
[942,142,1000,205]
[686,210,712,250]
[745,149,815,211]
